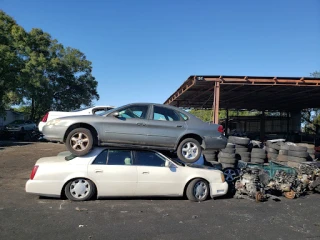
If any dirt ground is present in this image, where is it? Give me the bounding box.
[0,141,66,191]
[1,141,320,240]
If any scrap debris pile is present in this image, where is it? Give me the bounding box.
[204,136,320,202]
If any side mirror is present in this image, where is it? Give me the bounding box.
[113,112,119,117]
[165,160,175,168]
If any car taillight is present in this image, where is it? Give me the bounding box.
[30,165,39,180]
[41,113,49,122]
[218,125,224,133]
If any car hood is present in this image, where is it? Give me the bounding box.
[186,164,216,170]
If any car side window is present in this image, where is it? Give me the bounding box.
[107,150,133,165]
[118,105,148,119]
[134,151,167,167]
[153,106,181,121]
[92,150,108,165]
[178,112,188,121]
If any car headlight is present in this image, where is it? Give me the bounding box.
[47,119,61,126]
[220,172,225,182]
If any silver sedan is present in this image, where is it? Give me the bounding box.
[42,103,227,163]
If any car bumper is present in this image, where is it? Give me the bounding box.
[38,122,45,132]
[209,181,229,198]
[25,179,62,197]
[42,125,68,142]
[203,135,228,150]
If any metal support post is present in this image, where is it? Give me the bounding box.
[212,81,220,124]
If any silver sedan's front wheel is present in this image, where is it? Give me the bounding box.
[66,128,93,156]
[177,138,201,163]
[65,178,96,201]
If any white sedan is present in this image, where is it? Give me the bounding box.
[38,106,114,132]
[26,148,228,201]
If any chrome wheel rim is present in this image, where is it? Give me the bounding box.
[70,132,89,151]
[69,179,91,199]
[193,181,208,200]
[182,142,199,160]
[224,169,237,182]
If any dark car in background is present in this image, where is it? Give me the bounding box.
[42,103,227,163]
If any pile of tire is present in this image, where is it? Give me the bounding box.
[297,143,315,160]
[251,148,266,164]
[287,145,311,163]
[228,136,251,162]
[218,143,237,169]
[276,142,289,163]
[265,141,282,162]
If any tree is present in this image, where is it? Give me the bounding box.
[0,11,26,115]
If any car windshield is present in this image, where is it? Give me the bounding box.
[71,107,91,112]
[97,108,114,116]
[9,120,25,124]
[170,158,185,166]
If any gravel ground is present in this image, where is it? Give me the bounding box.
[0,142,320,240]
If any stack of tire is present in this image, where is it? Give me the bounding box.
[287,145,310,164]
[228,136,251,162]
[251,148,266,164]
[265,141,282,162]
[276,142,289,163]
[202,149,218,163]
[297,143,315,160]
[218,143,236,169]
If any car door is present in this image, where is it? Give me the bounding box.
[134,150,186,196]
[144,105,187,148]
[87,149,138,196]
[101,104,150,145]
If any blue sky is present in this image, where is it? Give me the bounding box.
[2,0,320,107]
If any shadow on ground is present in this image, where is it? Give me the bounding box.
[0,141,34,150]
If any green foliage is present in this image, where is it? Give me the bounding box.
[0,10,99,121]
[189,109,260,122]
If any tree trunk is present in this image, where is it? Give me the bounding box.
[30,97,35,121]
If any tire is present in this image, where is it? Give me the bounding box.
[65,178,96,201]
[203,153,216,161]
[240,157,250,162]
[279,150,288,155]
[266,147,278,154]
[226,143,236,148]
[223,168,238,182]
[218,152,235,158]
[251,158,265,164]
[234,144,247,148]
[288,145,307,152]
[251,152,266,159]
[221,163,235,169]
[251,148,266,154]
[287,156,306,163]
[221,148,235,153]
[267,153,278,160]
[186,178,209,202]
[66,128,94,156]
[307,149,315,154]
[288,150,309,158]
[237,152,251,157]
[235,148,248,153]
[218,157,236,164]
[177,138,201,163]
[229,137,250,145]
[280,144,290,150]
[277,155,288,162]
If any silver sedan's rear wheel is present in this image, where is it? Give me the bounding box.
[186,178,209,202]
[66,128,93,156]
[65,178,96,201]
[177,138,201,163]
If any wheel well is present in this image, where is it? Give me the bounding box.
[60,177,98,200]
[63,123,98,145]
[183,177,210,197]
[177,134,203,150]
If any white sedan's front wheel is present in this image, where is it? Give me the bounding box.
[65,178,96,201]
[186,178,209,202]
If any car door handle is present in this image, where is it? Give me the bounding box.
[142,172,149,174]
[176,125,183,128]
[95,169,103,173]
[137,123,146,126]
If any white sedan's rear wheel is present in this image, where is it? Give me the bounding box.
[65,178,96,201]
